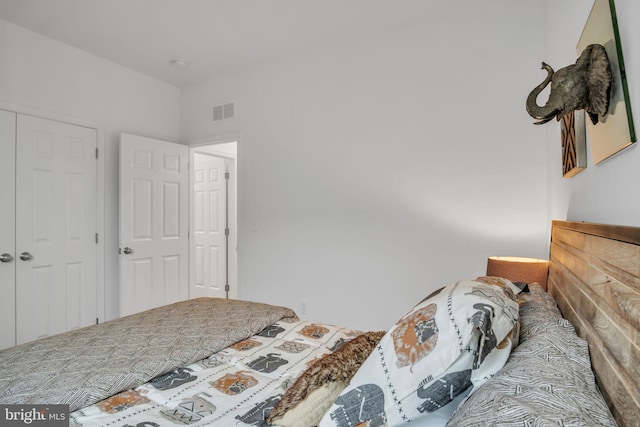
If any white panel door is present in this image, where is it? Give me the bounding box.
[0,110,16,349]
[15,114,97,344]
[191,153,227,298]
[119,133,189,316]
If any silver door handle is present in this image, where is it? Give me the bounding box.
[0,253,13,263]
[19,252,33,261]
[123,247,133,255]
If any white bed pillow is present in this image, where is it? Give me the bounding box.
[318,277,519,427]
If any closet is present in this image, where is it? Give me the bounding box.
[0,110,98,349]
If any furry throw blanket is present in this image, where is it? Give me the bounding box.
[267,330,386,426]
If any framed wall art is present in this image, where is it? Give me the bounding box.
[561,110,587,177]
[577,0,636,164]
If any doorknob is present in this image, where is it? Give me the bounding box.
[19,252,33,261]
[123,247,133,255]
[0,253,13,263]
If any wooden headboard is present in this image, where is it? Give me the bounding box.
[548,220,640,426]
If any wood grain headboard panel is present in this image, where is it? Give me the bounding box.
[549,220,640,426]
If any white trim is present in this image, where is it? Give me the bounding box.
[192,145,237,160]
[0,99,106,323]
[0,100,98,130]
[188,132,242,147]
[96,128,105,322]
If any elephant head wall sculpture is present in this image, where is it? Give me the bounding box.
[526,44,611,125]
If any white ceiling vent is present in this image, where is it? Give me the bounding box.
[213,103,234,122]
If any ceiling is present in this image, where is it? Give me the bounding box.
[0,0,435,87]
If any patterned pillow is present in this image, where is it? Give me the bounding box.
[446,284,618,427]
[317,277,520,427]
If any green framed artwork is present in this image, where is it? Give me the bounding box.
[577,0,636,164]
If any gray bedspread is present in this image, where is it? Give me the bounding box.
[0,297,297,412]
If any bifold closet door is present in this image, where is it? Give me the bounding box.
[15,114,98,344]
[0,110,16,350]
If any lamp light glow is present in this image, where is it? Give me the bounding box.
[486,256,549,290]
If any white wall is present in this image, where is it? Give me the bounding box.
[7,0,620,330]
[545,0,640,226]
[0,19,181,320]
[181,2,549,330]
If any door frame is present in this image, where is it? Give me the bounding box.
[0,100,105,323]
[0,109,16,349]
[189,139,238,299]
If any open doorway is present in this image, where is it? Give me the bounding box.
[189,141,237,299]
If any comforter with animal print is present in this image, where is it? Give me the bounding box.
[69,319,361,426]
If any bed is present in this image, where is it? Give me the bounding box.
[0,220,637,426]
